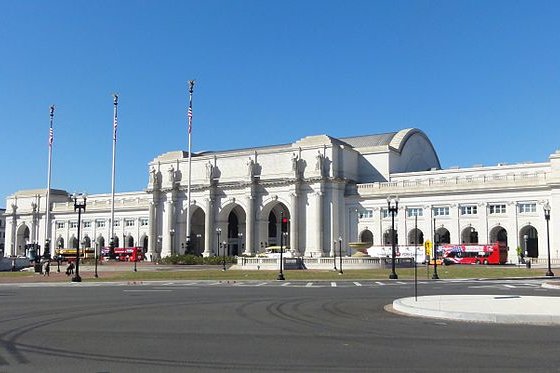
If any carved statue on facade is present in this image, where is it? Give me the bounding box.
[247,158,255,178]
[316,151,325,177]
[168,165,175,184]
[206,161,214,182]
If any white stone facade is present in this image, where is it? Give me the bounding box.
[3,128,559,264]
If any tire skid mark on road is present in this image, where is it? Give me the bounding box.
[265,298,327,331]
[1,297,238,369]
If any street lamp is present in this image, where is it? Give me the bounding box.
[170,228,175,255]
[216,228,221,257]
[387,196,399,279]
[196,233,202,256]
[238,232,244,256]
[277,211,286,280]
[222,241,227,271]
[131,234,138,273]
[432,218,439,280]
[338,235,343,275]
[544,202,554,276]
[72,193,87,282]
[333,240,338,271]
[57,240,62,272]
[523,234,529,263]
[94,241,99,278]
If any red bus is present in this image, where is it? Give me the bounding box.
[113,247,144,262]
[441,243,508,265]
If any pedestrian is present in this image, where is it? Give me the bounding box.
[66,261,74,276]
[42,260,51,276]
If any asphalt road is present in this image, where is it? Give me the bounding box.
[1,279,559,372]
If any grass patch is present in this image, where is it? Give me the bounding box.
[85,265,547,282]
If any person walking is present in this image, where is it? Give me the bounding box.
[66,261,74,276]
[42,259,51,276]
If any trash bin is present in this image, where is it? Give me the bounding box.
[525,260,531,269]
[34,263,43,273]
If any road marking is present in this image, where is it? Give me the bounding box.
[281,282,291,286]
[331,282,337,287]
[353,282,362,286]
[123,289,172,292]
[396,281,406,285]
[503,284,516,288]
[306,282,314,287]
[375,281,386,286]
[254,282,268,286]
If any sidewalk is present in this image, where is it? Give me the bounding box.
[392,281,560,325]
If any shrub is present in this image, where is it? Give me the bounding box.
[159,254,237,265]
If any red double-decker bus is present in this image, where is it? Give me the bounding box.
[441,243,508,265]
[113,247,144,262]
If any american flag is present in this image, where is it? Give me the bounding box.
[48,126,53,145]
[188,106,193,134]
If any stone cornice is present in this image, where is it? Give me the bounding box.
[357,173,550,198]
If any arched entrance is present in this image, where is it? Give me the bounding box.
[123,234,134,248]
[140,235,148,255]
[56,236,65,250]
[360,230,373,245]
[190,207,205,255]
[489,226,508,245]
[461,226,479,244]
[16,224,30,256]
[220,205,246,257]
[96,235,105,249]
[259,201,291,252]
[383,229,398,245]
[408,228,424,245]
[69,235,78,249]
[435,227,450,244]
[83,235,91,248]
[520,226,538,258]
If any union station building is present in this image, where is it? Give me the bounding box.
[4,128,560,264]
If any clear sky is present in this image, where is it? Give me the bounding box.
[1,0,559,206]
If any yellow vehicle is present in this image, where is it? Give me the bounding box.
[54,248,95,260]
[428,258,444,266]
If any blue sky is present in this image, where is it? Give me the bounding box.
[1,0,559,206]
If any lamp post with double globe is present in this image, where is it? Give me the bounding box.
[216,228,221,258]
[72,193,87,283]
[387,196,399,279]
[338,235,343,275]
[222,241,227,271]
[333,240,337,271]
[544,202,554,277]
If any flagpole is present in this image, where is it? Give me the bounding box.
[110,94,118,255]
[186,80,195,254]
[44,105,55,259]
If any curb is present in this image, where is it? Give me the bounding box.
[392,295,560,325]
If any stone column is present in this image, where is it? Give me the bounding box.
[148,201,156,260]
[315,190,323,256]
[162,200,174,257]
[245,194,254,255]
[290,192,299,254]
[203,197,213,257]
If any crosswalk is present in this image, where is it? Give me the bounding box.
[2,279,550,290]
[149,278,547,289]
